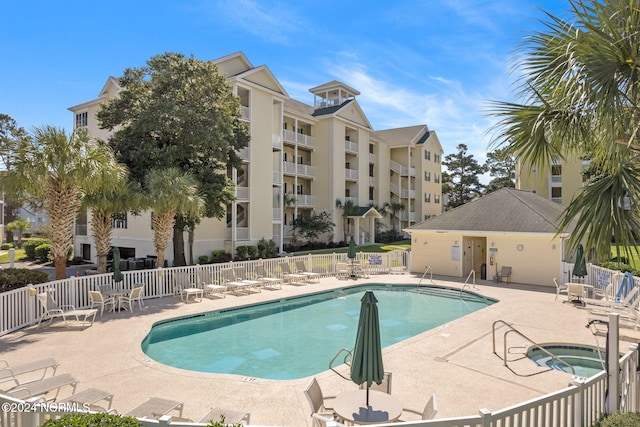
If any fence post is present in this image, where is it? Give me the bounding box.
[478,408,491,427]
[609,313,620,414]
[571,376,586,427]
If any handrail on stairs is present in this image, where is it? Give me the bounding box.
[417,266,433,289]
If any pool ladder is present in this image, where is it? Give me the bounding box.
[460,270,479,294]
[329,348,353,380]
[417,266,434,289]
[492,320,575,375]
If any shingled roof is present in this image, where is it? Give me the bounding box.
[407,188,574,234]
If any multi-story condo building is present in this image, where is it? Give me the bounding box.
[69,52,443,265]
[516,155,588,205]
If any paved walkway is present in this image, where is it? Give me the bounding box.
[2,274,638,426]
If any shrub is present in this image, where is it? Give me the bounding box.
[0,268,50,292]
[211,249,232,264]
[41,413,142,427]
[34,243,53,263]
[1,243,14,250]
[257,238,279,258]
[71,256,84,265]
[235,245,249,260]
[198,254,210,264]
[23,232,32,238]
[246,245,258,259]
[592,412,640,426]
[23,239,49,258]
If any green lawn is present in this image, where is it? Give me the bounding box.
[610,246,640,268]
[0,248,27,263]
[289,240,410,256]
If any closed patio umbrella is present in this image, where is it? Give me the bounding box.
[572,244,587,282]
[350,290,384,407]
[112,246,124,287]
[348,236,357,278]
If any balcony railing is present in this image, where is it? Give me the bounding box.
[236,187,249,201]
[283,130,315,148]
[272,134,282,149]
[400,212,417,222]
[75,224,87,236]
[225,227,249,240]
[345,196,358,205]
[238,148,249,161]
[369,153,376,163]
[390,183,416,199]
[369,176,376,186]
[551,176,562,184]
[272,172,282,185]
[272,208,282,221]
[240,106,250,121]
[295,195,315,206]
[390,160,416,177]
[283,161,315,177]
[345,140,358,153]
[345,168,359,180]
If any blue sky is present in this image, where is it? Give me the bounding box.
[1,0,568,165]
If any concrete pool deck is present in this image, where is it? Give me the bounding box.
[2,273,639,426]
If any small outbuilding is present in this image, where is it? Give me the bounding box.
[405,188,575,287]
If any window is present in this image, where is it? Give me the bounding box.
[551,187,562,198]
[425,150,431,160]
[551,165,562,176]
[112,212,127,229]
[75,112,88,128]
[345,189,351,197]
[424,172,431,182]
[369,187,374,200]
[296,185,303,195]
[434,194,440,204]
[345,162,350,169]
[424,193,431,203]
[369,164,374,177]
[283,152,288,162]
[434,154,441,163]
[369,144,374,154]
[434,174,440,184]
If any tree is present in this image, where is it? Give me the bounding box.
[335,199,359,242]
[383,201,405,236]
[97,52,250,266]
[488,0,640,261]
[292,211,335,243]
[145,168,205,270]
[6,217,31,248]
[0,114,30,244]
[483,148,516,195]
[6,126,118,279]
[441,144,485,209]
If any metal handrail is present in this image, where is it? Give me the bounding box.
[492,320,576,375]
[417,266,433,288]
[460,270,478,294]
[329,348,353,379]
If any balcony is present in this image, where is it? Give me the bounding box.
[551,176,562,184]
[390,183,416,199]
[272,208,282,221]
[283,161,315,177]
[240,106,250,121]
[272,171,282,185]
[345,168,359,181]
[400,212,417,222]
[272,134,282,149]
[75,224,87,236]
[345,197,358,205]
[369,176,376,186]
[369,153,376,163]
[345,140,358,153]
[390,160,416,177]
[238,148,249,161]
[283,130,315,148]
[295,194,315,207]
[225,227,249,240]
[236,187,249,201]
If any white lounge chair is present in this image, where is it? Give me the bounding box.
[89,290,115,316]
[2,373,78,401]
[221,268,250,295]
[173,272,204,303]
[336,262,350,280]
[279,262,307,285]
[58,387,115,412]
[255,264,282,289]
[199,407,251,425]
[37,292,98,328]
[312,413,347,427]
[295,260,321,283]
[125,397,184,420]
[0,358,58,385]
[197,269,226,298]
[233,266,262,293]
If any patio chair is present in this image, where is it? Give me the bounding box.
[119,285,144,312]
[233,266,262,293]
[553,278,568,301]
[173,271,204,303]
[255,264,282,289]
[295,260,321,283]
[279,262,307,285]
[58,387,115,412]
[400,394,438,421]
[199,407,251,425]
[0,358,58,385]
[312,413,347,427]
[2,373,78,401]
[304,377,335,419]
[89,290,115,316]
[125,397,184,420]
[359,371,392,394]
[36,292,98,328]
[221,268,250,295]
[497,266,512,284]
[336,262,350,280]
[197,269,226,298]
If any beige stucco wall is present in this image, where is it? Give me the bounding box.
[410,230,566,287]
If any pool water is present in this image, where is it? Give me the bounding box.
[142,285,495,379]
[527,344,607,378]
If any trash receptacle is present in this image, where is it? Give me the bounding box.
[481,263,487,280]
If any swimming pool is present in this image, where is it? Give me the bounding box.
[527,344,607,378]
[142,284,495,379]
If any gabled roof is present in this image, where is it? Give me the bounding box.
[309,80,360,96]
[212,51,254,77]
[407,188,574,234]
[312,100,352,117]
[349,206,382,219]
[234,64,288,97]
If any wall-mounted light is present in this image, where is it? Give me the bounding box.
[491,242,495,247]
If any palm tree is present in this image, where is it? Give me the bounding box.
[383,201,405,237]
[145,168,204,269]
[335,198,358,242]
[6,217,31,248]
[7,126,117,279]
[488,0,640,261]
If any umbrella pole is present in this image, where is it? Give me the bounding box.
[366,384,370,407]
